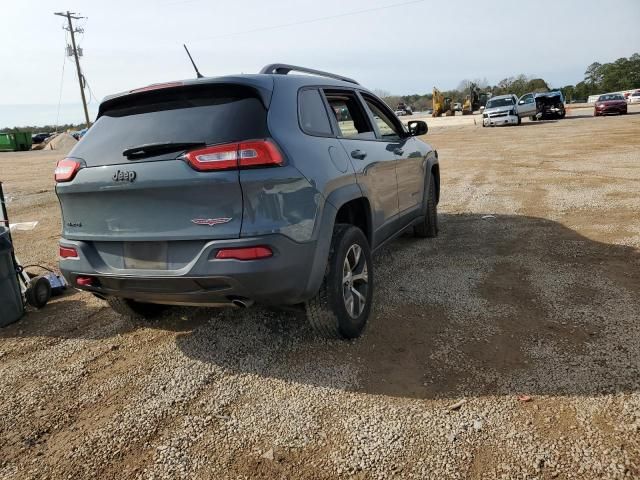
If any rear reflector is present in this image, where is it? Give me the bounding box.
[185,140,283,171]
[215,246,273,260]
[55,158,82,182]
[76,276,94,286]
[59,245,79,259]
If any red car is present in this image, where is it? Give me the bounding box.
[594,94,628,116]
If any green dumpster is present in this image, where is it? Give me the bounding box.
[0,132,33,152]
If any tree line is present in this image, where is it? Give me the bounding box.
[377,53,640,110]
[561,53,640,102]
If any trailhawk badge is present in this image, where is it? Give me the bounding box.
[191,217,232,226]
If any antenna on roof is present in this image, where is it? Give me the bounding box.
[183,44,204,79]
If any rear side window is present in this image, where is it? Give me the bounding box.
[73,84,268,166]
[298,89,333,136]
[324,90,374,140]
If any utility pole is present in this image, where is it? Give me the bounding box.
[54,11,91,129]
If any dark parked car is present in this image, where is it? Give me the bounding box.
[55,64,440,339]
[32,132,53,144]
[594,94,627,116]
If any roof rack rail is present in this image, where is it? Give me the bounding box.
[259,63,359,85]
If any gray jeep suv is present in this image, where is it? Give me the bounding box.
[55,64,440,338]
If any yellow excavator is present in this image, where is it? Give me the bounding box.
[432,87,454,117]
[462,83,480,115]
[462,83,490,115]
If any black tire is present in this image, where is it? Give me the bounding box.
[414,174,438,238]
[106,297,169,320]
[26,276,51,309]
[305,224,373,339]
[529,116,537,121]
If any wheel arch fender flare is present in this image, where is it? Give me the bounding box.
[304,184,372,301]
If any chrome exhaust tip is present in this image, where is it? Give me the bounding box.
[230,297,254,308]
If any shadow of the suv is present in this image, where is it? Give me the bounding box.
[172,213,640,400]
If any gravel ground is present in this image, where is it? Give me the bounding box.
[1,106,639,479]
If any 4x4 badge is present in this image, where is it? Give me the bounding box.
[191,218,232,226]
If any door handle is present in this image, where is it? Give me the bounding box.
[351,149,367,160]
[393,148,404,155]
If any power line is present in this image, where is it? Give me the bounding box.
[55,48,67,133]
[189,0,425,40]
[85,77,98,104]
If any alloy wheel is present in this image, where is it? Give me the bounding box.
[342,244,369,318]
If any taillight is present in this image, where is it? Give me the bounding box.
[237,141,283,168]
[184,140,283,172]
[55,158,82,182]
[185,143,239,171]
[215,246,273,260]
[59,245,79,259]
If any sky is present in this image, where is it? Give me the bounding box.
[0,0,639,128]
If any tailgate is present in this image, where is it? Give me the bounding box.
[57,159,243,241]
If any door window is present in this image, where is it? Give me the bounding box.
[324,91,374,139]
[362,97,402,140]
[519,94,534,105]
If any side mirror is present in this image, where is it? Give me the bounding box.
[407,120,428,136]
[518,100,525,105]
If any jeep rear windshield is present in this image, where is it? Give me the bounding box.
[71,84,268,167]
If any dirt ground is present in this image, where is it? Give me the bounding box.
[1,106,639,479]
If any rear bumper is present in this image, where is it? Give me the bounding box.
[59,234,319,306]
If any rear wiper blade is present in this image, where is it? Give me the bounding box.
[123,141,206,159]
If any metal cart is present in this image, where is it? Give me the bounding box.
[0,182,55,319]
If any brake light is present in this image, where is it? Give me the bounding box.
[184,140,283,172]
[59,245,79,259]
[55,158,82,182]
[215,246,273,260]
[129,81,183,93]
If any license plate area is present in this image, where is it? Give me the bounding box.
[123,242,168,270]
